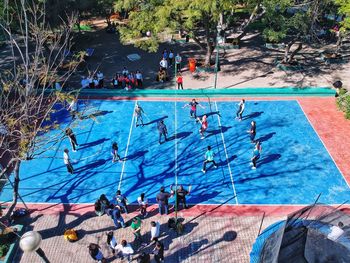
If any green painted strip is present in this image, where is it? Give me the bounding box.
[78,87,335,98]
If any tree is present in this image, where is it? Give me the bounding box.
[115,0,246,65]
[262,0,333,64]
[0,0,82,219]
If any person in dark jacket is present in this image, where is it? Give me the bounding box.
[156,186,172,215]
[65,128,79,152]
[157,120,168,144]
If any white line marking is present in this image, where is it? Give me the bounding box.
[175,100,178,186]
[118,100,137,190]
[296,100,350,189]
[215,101,239,204]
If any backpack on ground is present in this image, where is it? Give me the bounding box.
[64,229,78,242]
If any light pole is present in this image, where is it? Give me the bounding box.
[19,231,50,263]
[214,24,222,89]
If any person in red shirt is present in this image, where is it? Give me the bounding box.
[197,115,208,139]
[176,74,183,89]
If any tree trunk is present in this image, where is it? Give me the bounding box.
[236,4,265,40]
[204,44,214,66]
[4,160,20,219]
[283,41,302,64]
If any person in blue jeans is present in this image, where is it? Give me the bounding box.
[115,190,129,214]
[107,206,126,229]
[156,187,172,215]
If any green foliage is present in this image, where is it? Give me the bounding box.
[336,91,350,119]
[263,28,287,43]
[335,0,350,31]
[0,243,9,258]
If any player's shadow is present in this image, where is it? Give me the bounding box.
[80,110,114,119]
[78,138,110,150]
[198,111,221,118]
[75,159,107,173]
[143,116,168,126]
[258,153,281,166]
[257,132,276,142]
[167,131,193,141]
[206,126,232,138]
[243,111,264,120]
[217,155,237,166]
[124,150,149,161]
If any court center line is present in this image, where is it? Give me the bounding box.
[174,100,178,186]
[118,100,137,190]
[296,100,350,189]
[214,101,239,205]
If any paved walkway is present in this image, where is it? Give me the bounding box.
[15,208,283,263]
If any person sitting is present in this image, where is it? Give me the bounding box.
[116,190,129,214]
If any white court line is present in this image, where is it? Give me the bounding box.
[174,100,178,186]
[215,101,239,205]
[118,100,137,190]
[296,100,350,189]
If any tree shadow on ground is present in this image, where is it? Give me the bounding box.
[243,111,264,120]
[257,132,276,143]
[206,126,231,138]
[80,110,114,120]
[78,138,110,150]
[167,131,193,141]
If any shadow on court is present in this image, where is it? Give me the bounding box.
[206,126,232,138]
[143,115,168,126]
[124,150,149,161]
[257,132,276,143]
[198,111,221,118]
[78,138,110,150]
[243,111,264,120]
[258,153,282,166]
[81,110,114,120]
[167,131,193,141]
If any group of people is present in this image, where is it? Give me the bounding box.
[81,68,143,90]
[90,185,190,262]
[157,49,184,89]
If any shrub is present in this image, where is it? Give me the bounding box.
[0,243,10,258]
[336,91,350,119]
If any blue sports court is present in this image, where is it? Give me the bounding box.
[1,99,349,206]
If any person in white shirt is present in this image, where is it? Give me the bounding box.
[160,58,168,70]
[137,193,148,217]
[97,71,104,88]
[136,70,143,87]
[116,240,134,262]
[150,221,160,242]
[63,149,74,174]
[67,98,78,119]
[106,231,117,255]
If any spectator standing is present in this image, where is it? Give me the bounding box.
[202,146,217,173]
[160,58,168,71]
[81,76,89,89]
[97,71,104,88]
[137,193,148,217]
[65,128,79,152]
[168,50,174,67]
[162,48,168,60]
[150,221,160,243]
[157,120,168,144]
[156,187,172,215]
[176,74,183,90]
[152,241,164,263]
[115,190,129,214]
[88,243,105,263]
[175,185,189,209]
[122,67,129,77]
[112,75,118,89]
[175,53,182,72]
[88,76,94,88]
[116,240,134,263]
[106,231,117,255]
[107,205,126,229]
[131,217,142,241]
[63,149,74,175]
[136,70,143,87]
[93,76,99,88]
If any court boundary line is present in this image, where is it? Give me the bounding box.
[296,100,350,189]
[118,100,137,190]
[214,101,239,205]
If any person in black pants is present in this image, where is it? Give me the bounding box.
[157,120,168,144]
[247,121,256,143]
[152,241,164,263]
[175,185,190,209]
[65,128,79,152]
